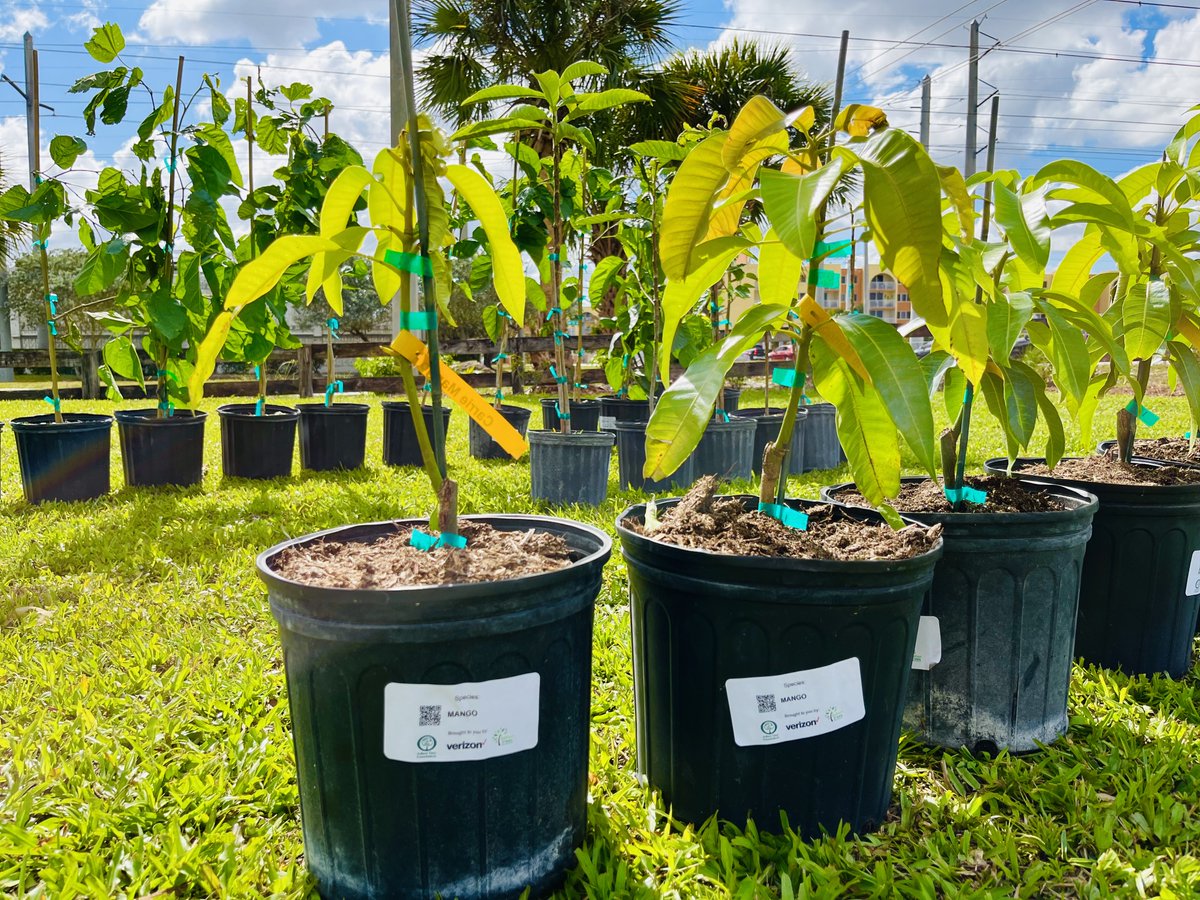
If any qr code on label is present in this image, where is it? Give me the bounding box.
[419,705,441,727]
[756,694,777,714]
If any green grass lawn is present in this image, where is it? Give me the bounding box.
[1,390,1198,898]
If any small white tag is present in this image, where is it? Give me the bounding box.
[911,616,942,670]
[598,415,616,430]
[725,658,865,747]
[1187,550,1200,597]
[383,673,540,763]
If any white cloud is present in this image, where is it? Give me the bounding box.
[136,0,385,50]
[0,7,50,42]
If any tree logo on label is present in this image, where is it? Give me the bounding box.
[417,735,437,752]
[760,720,778,735]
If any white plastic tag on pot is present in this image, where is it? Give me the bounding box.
[911,616,942,670]
[724,658,865,747]
[383,672,540,763]
[1186,550,1200,596]
[598,416,616,430]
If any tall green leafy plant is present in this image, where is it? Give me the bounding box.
[453,62,648,431]
[645,97,948,524]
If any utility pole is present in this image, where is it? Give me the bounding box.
[388,4,407,339]
[919,74,931,150]
[965,20,980,177]
[981,94,1000,235]
[27,34,47,351]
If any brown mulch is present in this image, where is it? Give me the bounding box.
[271,521,573,588]
[1128,437,1200,464]
[1022,457,1200,486]
[833,476,1066,513]
[625,476,941,561]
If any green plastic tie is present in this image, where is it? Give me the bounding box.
[1124,400,1159,427]
[758,502,808,531]
[327,317,339,338]
[43,395,61,412]
[716,408,730,423]
[47,294,58,315]
[324,380,343,407]
[384,249,434,277]
[549,365,568,384]
[400,309,437,330]
[410,528,468,551]
[555,403,571,420]
[772,367,797,388]
[491,352,508,363]
[255,397,265,416]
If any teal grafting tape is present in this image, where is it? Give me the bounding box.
[47,320,57,336]
[383,249,434,277]
[1124,399,1159,427]
[944,485,988,505]
[42,395,60,411]
[327,317,339,337]
[255,397,265,416]
[410,528,468,551]
[757,501,808,531]
[546,307,563,320]
[716,408,730,423]
[399,310,437,330]
[772,367,796,388]
[491,352,508,363]
[555,403,570,420]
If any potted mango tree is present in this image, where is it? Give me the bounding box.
[823,166,1099,753]
[984,118,1200,678]
[618,96,945,835]
[189,17,611,894]
[453,63,647,505]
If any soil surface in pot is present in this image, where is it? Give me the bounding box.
[625,477,940,561]
[1023,457,1200,486]
[271,521,572,588]
[1121,437,1200,463]
[837,476,1066,513]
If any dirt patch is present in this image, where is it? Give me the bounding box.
[271,521,573,588]
[1127,437,1200,464]
[832,476,1067,513]
[1022,457,1200,486]
[625,476,941,561]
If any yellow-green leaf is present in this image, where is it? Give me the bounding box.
[722,95,787,171]
[187,311,234,408]
[223,235,337,313]
[1123,279,1172,362]
[660,133,730,281]
[756,229,804,305]
[1051,228,1105,297]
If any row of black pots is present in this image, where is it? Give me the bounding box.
[259,495,943,899]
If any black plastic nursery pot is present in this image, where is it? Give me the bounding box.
[800,402,845,472]
[382,402,452,468]
[691,416,757,481]
[617,496,942,834]
[598,396,649,433]
[1096,439,1200,469]
[469,404,532,460]
[985,457,1200,678]
[733,407,807,477]
[528,429,615,506]
[218,403,298,480]
[822,477,1097,753]
[258,515,612,900]
[116,408,206,488]
[12,413,112,503]
[541,398,600,433]
[614,420,695,493]
[298,403,368,472]
[721,387,741,413]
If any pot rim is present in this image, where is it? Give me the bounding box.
[823,476,1098,524]
[217,402,299,420]
[986,456,1200,496]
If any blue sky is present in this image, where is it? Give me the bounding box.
[1,0,1198,243]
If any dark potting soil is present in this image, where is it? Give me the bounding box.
[1125,437,1200,463]
[836,476,1066,513]
[271,521,573,588]
[626,476,941,561]
[1022,457,1200,486]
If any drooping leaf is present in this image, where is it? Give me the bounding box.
[85,22,125,63]
[562,60,608,84]
[1012,357,1065,468]
[588,256,625,306]
[1002,359,1039,446]
[986,290,1033,360]
[937,165,975,243]
[223,235,338,313]
[659,133,729,281]
[1123,279,1172,362]
[756,229,804,305]
[462,84,546,106]
[994,181,1050,273]
[1038,300,1090,407]
[644,303,789,480]
[1167,341,1200,438]
[102,335,143,387]
[49,136,88,170]
[445,164,525,326]
[811,339,900,505]
[74,238,127,296]
[759,158,848,261]
[571,89,650,115]
[850,128,947,327]
[722,95,787,171]
[835,311,938,478]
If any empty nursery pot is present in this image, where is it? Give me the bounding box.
[298,402,369,471]
[218,403,298,480]
[528,429,614,506]
[12,412,112,503]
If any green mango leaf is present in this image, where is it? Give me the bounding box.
[446,164,526,326]
[987,291,1033,359]
[978,370,1020,463]
[1038,300,1090,406]
[936,165,975,242]
[1011,357,1065,468]
[919,350,955,397]
[659,236,751,383]
[462,84,546,106]
[571,89,650,116]
[943,366,966,422]
[759,158,847,262]
[1051,229,1105,298]
[722,95,787,171]
[103,335,143,388]
[835,312,938,478]
[588,256,625,306]
[1003,363,1038,445]
[1033,160,1134,225]
[659,133,729,281]
[1123,279,1172,362]
[811,339,901,506]
[756,229,805,306]
[85,22,125,63]
[628,140,688,162]
[49,136,88,170]
[849,128,947,327]
[994,182,1050,273]
[223,235,337,314]
[1167,341,1200,438]
[645,303,789,480]
[524,276,547,312]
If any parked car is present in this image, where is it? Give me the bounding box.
[768,344,795,362]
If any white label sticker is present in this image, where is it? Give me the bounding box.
[725,658,865,747]
[1187,550,1200,597]
[911,616,942,670]
[383,673,540,763]
[598,416,616,430]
